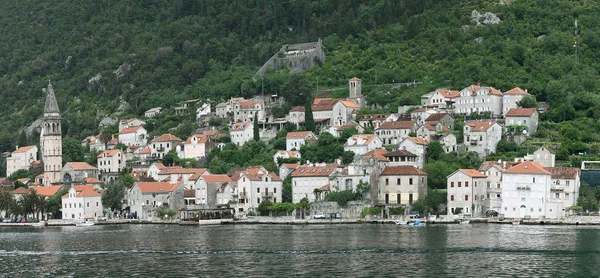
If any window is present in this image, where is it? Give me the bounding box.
[566,193,569,200]
[257,188,260,193]
[409,178,413,185]
[96,202,99,207]
[497,183,501,189]
[497,194,501,198]
[274,198,277,202]
[555,193,560,199]
[566,181,570,186]
[451,182,454,188]
[257,198,260,204]
[513,207,516,211]
[397,178,401,185]
[487,194,490,199]
[450,195,454,201]
[86,202,89,208]
[533,177,536,183]
[465,181,469,187]
[464,195,469,201]
[274,188,277,194]
[474,195,478,200]
[385,179,389,186]
[474,181,477,187]
[458,182,462,187]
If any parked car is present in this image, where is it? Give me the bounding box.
[313,212,326,219]
[409,211,421,219]
[96,216,107,221]
[2,218,12,223]
[485,210,499,217]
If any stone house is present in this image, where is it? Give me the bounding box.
[286,131,317,151]
[454,85,504,116]
[424,113,454,129]
[118,126,148,147]
[358,114,397,129]
[215,102,229,119]
[195,174,233,207]
[230,166,282,213]
[279,163,299,180]
[533,146,556,167]
[126,181,185,220]
[505,108,539,135]
[344,134,383,155]
[6,146,37,177]
[397,137,429,169]
[286,106,305,128]
[463,121,502,157]
[502,87,530,115]
[150,134,183,159]
[478,161,506,213]
[291,163,342,203]
[144,107,162,118]
[439,134,458,153]
[178,134,209,160]
[97,149,125,182]
[273,150,301,163]
[382,150,418,168]
[378,166,428,206]
[375,121,417,145]
[544,167,580,212]
[81,134,106,151]
[61,162,99,186]
[416,122,449,142]
[446,169,488,216]
[410,108,437,125]
[61,185,103,220]
[229,122,253,147]
[421,89,460,109]
[119,118,146,131]
[232,98,264,123]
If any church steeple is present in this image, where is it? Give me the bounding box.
[44,81,60,115]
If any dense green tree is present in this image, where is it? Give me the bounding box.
[517,95,538,108]
[304,99,315,133]
[102,181,125,212]
[426,141,444,161]
[282,175,292,203]
[62,138,86,163]
[253,112,259,141]
[422,161,458,189]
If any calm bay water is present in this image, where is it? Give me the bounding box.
[0,223,599,277]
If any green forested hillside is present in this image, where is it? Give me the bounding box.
[0,0,599,158]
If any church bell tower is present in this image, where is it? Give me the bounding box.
[41,82,62,186]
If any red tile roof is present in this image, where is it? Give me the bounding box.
[64,185,101,198]
[425,113,450,122]
[379,121,415,130]
[84,177,103,184]
[312,98,339,111]
[362,149,389,162]
[140,147,151,154]
[136,182,182,193]
[339,100,360,108]
[31,186,63,197]
[185,134,209,144]
[66,162,98,171]
[506,108,537,117]
[334,124,358,131]
[97,149,120,158]
[345,134,378,146]
[119,126,143,134]
[238,166,282,181]
[291,164,339,177]
[505,161,551,175]
[13,145,36,153]
[282,163,300,169]
[290,106,305,112]
[349,77,361,81]
[466,121,497,132]
[422,122,449,132]
[359,114,390,122]
[544,167,580,179]
[184,189,195,198]
[286,131,313,139]
[229,122,251,131]
[239,100,263,109]
[504,87,530,95]
[381,166,427,176]
[408,137,429,145]
[383,150,417,157]
[459,169,487,178]
[151,134,183,143]
[202,174,234,183]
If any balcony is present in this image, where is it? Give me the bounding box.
[262,192,273,198]
[239,193,248,199]
[550,185,564,192]
[469,139,478,145]
[156,147,165,152]
[516,184,531,190]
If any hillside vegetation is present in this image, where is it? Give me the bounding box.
[0,0,599,164]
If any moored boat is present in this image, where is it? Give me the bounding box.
[75,220,95,227]
[512,219,521,225]
[395,221,408,225]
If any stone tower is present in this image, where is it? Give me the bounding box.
[349,77,365,108]
[41,82,62,186]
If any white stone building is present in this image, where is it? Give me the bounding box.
[145,107,162,118]
[454,85,504,116]
[231,166,282,213]
[397,137,429,169]
[273,150,301,163]
[150,134,183,159]
[119,118,146,131]
[446,169,488,216]
[126,181,185,220]
[195,174,233,207]
[291,163,342,203]
[358,114,397,129]
[378,166,428,206]
[533,146,556,167]
[344,134,383,156]
[232,98,264,123]
[6,146,37,177]
[41,82,63,186]
[505,108,539,135]
[463,121,502,157]
[501,161,558,219]
[375,121,417,145]
[544,167,580,212]
[61,185,103,220]
[229,122,253,147]
[286,131,317,151]
[178,134,209,159]
[421,89,460,109]
[97,149,125,175]
[118,126,148,147]
[502,87,530,115]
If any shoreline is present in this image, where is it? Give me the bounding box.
[0,217,597,227]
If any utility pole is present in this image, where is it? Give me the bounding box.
[575,19,579,63]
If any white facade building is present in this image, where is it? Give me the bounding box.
[463,121,502,157]
[97,149,125,174]
[179,134,209,159]
[229,122,253,147]
[344,134,383,156]
[397,137,429,169]
[286,131,317,151]
[150,134,183,159]
[454,85,504,116]
[231,166,282,212]
[291,164,342,203]
[118,126,148,147]
[447,169,488,216]
[502,87,530,115]
[6,146,37,177]
[501,161,556,219]
[61,185,103,220]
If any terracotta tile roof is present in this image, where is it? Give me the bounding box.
[291,164,339,177]
[487,87,503,96]
[97,149,120,158]
[81,135,96,144]
[152,163,166,169]
[185,134,209,144]
[136,181,182,193]
[239,100,263,109]
[544,167,580,179]
[282,163,300,169]
[238,166,282,181]
[17,178,29,184]
[13,146,36,153]
[229,122,251,131]
[408,137,429,145]
[84,177,103,184]
[506,108,537,117]
[108,138,118,145]
[425,113,450,122]
[378,121,415,130]
[276,150,300,157]
[151,134,183,143]
[411,108,427,113]
[286,131,313,139]
[504,87,530,95]
[202,174,234,183]
[466,84,481,91]
[203,130,218,137]
[381,166,427,176]
[466,121,497,132]
[36,173,45,178]
[12,187,29,194]
[31,186,63,197]
[359,114,390,121]
[422,122,449,132]
[383,150,417,157]
[66,162,98,171]
[478,161,506,172]
[119,126,143,134]
[140,147,151,154]
[349,77,361,81]
[319,184,331,191]
[442,90,460,98]
[362,149,389,162]
[334,124,358,131]
[504,161,551,175]
[339,100,360,108]
[64,185,101,198]
[459,169,487,178]
[312,98,338,111]
[183,189,195,198]
[345,134,377,146]
[290,106,305,112]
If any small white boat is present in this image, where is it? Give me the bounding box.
[395,221,408,225]
[512,219,521,225]
[460,219,470,225]
[75,220,95,227]
[410,221,426,227]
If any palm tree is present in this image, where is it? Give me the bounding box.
[0,191,13,217]
[99,129,113,150]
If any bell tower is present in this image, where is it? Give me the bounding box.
[41,82,63,186]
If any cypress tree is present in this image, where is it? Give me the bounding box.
[305,98,315,132]
[253,112,260,141]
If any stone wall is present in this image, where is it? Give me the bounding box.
[310,201,368,219]
[255,39,325,76]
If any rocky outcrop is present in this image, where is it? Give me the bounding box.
[471,10,501,25]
